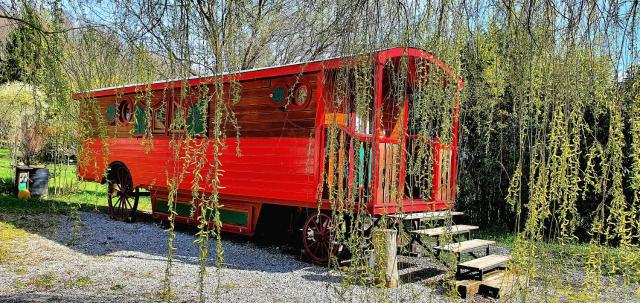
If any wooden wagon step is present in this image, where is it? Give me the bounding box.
[388,211,464,221]
[478,271,520,299]
[434,239,495,254]
[456,269,522,299]
[457,254,509,280]
[456,270,505,299]
[410,224,478,237]
[459,254,509,271]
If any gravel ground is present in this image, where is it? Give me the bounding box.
[0,212,637,303]
[0,212,467,303]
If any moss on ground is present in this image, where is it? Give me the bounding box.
[0,221,28,264]
[29,272,57,289]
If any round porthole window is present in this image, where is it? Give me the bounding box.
[118,100,133,124]
[270,86,287,105]
[293,83,311,106]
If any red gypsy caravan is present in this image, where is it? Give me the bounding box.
[75,47,463,262]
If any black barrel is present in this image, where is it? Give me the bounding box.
[29,167,49,197]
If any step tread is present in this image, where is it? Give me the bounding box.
[478,272,520,299]
[481,272,512,288]
[455,270,505,299]
[389,211,464,221]
[459,254,509,270]
[435,239,495,253]
[410,224,478,237]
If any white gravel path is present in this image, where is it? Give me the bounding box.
[4,212,635,302]
[0,212,456,303]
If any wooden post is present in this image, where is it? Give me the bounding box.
[372,229,399,288]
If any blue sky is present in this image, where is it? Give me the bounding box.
[62,0,638,77]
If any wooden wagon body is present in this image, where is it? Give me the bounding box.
[75,48,462,260]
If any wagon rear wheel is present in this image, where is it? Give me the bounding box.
[107,164,139,222]
[302,212,341,264]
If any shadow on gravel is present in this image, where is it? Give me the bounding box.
[1,211,328,277]
[2,211,448,287]
[301,271,343,284]
[400,267,444,283]
[0,292,160,303]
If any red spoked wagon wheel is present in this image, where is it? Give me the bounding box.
[107,164,139,222]
[302,212,340,263]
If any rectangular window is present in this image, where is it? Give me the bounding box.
[153,105,166,133]
[381,61,409,140]
[326,68,374,137]
[167,86,210,135]
[171,104,187,131]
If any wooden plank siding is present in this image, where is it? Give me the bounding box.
[79,72,320,205]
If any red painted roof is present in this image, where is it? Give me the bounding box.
[73,47,463,99]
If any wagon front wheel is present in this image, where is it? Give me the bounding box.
[302,212,340,263]
[107,165,139,222]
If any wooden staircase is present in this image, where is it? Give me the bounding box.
[395,210,511,299]
[435,239,495,260]
[457,254,509,280]
[411,224,479,237]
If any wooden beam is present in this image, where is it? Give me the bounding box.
[372,229,399,288]
[455,270,505,299]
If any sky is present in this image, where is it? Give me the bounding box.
[53,0,640,79]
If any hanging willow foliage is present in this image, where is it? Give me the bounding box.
[1,0,639,301]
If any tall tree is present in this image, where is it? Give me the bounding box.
[0,4,46,84]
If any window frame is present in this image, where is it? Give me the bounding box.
[168,87,209,136]
[151,98,169,135]
[117,99,134,125]
[169,98,190,133]
[290,81,312,109]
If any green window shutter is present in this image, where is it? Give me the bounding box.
[271,86,286,105]
[134,104,146,134]
[106,103,116,122]
[187,100,206,134]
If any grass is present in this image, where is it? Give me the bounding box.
[475,224,640,283]
[473,225,516,248]
[0,148,151,215]
[0,221,28,264]
[476,225,590,255]
[110,283,124,291]
[30,272,57,289]
[47,295,63,302]
[475,225,594,256]
[67,276,91,288]
[15,266,27,275]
